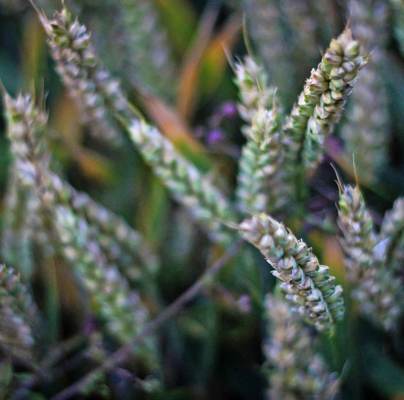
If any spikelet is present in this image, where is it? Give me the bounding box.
[2,91,55,254]
[2,92,49,188]
[242,0,295,103]
[283,28,366,175]
[337,184,376,282]
[128,119,236,244]
[340,0,390,182]
[239,214,344,332]
[0,264,39,361]
[233,56,276,124]
[236,104,286,214]
[54,205,158,367]
[119,0,176,100]
[39,6,127,147]
[234,56,289,213]
[2,91,61,268]
[380,198,404,277]
[41,5,131,119]
[48,175,159,285]
[263,294,339,400]
[337,184,401,330]
[391,0,404,56]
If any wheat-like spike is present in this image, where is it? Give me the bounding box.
[0,264,39,361]
[3,90,159,365]
[283,28,366,175]
[234,56,290,214]
[2,90,58,260]
[236,105,286,214]
[54,205,158,368]
[233,56,276,124]
[119,0,176,100]
[239,214,344,332]
[41,5,131,118]
[264,294,339,400]
[391,0,404,56]
[38,5,237,244]
[48,175,159,284]
[340,0,390,182]
[242,0,295,103]
[337,184,402,330]
[2,91,53,248]
[380,198,404,276]
[128,119,237,245]
[2,92,49,187]
[39,6,127,147]
[337,184,376,283]
[3,91,157,287]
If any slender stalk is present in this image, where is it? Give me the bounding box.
[50,240,242,400]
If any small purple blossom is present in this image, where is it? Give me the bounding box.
[207,129,224,145]
[220,101,238,119]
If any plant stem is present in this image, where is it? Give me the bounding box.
[50,240,243,400]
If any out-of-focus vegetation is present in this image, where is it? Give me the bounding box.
[0,0,403,399]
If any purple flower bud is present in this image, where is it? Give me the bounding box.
[220,101,238,119]
[207,129,224,145]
